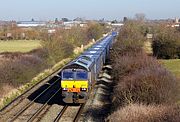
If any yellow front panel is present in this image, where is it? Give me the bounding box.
[61,80,88,88]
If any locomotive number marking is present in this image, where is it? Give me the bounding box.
[68,88,80,92]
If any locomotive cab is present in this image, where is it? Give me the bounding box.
[60,33,117,104]
[61,68,89,92]
[61,56,94,103]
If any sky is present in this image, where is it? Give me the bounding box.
[0,0,180,21]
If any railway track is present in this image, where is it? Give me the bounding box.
[0,66,62,113]
[54,103,85,122]
[7,77,61,122]
[0,59,72,122]
[27,89,61,122]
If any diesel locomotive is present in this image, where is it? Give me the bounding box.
[61,32,117,103]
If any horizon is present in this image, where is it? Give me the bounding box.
[0,0,180,21]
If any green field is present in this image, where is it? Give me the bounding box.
[144,41,180,78]
[0,40,42,53]
[160,59,180,79]
[161,59,180,104]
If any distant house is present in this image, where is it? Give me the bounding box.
[17,21,46,27]
[111,23,124,27]
[146,33,153,39]
[63,21,87,29]
[48,29,56,34]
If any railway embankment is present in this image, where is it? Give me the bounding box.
[106,21,180,122]
[0,40,95,110]
[82,60,114,121]
[0,23,106,110]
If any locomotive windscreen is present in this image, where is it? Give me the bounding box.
[62,70,74,80]
[62,69,88,80]
[76,70,88,80]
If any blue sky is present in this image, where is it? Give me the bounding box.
[0,0,180,21]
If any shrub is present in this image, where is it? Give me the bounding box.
[112,52,148,79]
[64,27,89,47]
[42,36,74,64]
[152,26,180,59]
[109,20,179,122]
[86,22,105,40]
[41,27,91,64]
[113,62,178,105]
[107,104,180,122]
[118,21,145,41]
[112,38,143,56]
[0,50,49,88]
[113,21,146,55]
[112,50,178,107]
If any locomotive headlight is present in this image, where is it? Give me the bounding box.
[81,88,87,91]
[63,88,68,91]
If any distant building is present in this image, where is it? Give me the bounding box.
[166,17,180,28]
[111,23,124,27]
[146,34,153,39]
[63,21,87,29]
[17,21,46,27]
[48,29,56,34]
[175,17,179,23]
[170,17,180,27]
[46,20,63,28]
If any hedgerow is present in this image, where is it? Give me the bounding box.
[107,21,179,121]
[152,25,180,59]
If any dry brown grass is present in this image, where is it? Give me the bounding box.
[115,66,178,104]
[0,49,49,98]
[112,51,151,78]
[0,84,15,99]
[108,21,180,122]
[111,31,179,106]
[107,104,180,122]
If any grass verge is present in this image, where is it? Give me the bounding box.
[160,59,180,78]
[0,40,41,53]
[160,59,180,104]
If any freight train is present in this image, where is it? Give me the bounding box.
[61,32,117,103]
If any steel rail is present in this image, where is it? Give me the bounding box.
[73,103,85,122]
[0,68,61,112]
[9,77,60,122]
[27,88,61,122]
[54,105,68,122]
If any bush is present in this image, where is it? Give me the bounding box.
[0,50,49,88]
[42,37,74,64]
[112,51,178,107]
[64,27,89,47]
[152,26,180,59]
[107,104,180,122]
[112,52,148,79]
[118,21,145,42]
[113,21,146,55]
[41,27,91,64]
[86,22,105,40]
[114,60,178,105]
[108,20,179,122]
[112,38,143,56]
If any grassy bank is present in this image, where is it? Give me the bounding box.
[160,59,180,104]
[0,40,41,53]
[160,59,180,78]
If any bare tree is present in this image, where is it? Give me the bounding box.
[135,13,146,22]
